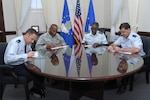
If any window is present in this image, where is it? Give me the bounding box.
[31,0,42,9]
[28,0,46,33]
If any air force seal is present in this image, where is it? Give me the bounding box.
[61,21,71,34]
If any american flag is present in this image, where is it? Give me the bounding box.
[74,44,82,76]
[73,0,83,44]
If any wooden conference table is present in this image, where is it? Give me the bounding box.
[26,45,144,100]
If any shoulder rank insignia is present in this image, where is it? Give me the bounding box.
[132,35,137,37]
[16,40,21,43]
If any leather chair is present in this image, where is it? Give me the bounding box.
[98,28,107,36]
[140,36,150,83]
[129,36,150,91]
[98,28,105,34]
[0,42,31,100]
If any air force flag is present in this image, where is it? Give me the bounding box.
[84,0,95,33]
[60,0,75,47]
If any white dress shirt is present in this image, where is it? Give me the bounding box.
[114,31,145,56]
[82,31,108,45]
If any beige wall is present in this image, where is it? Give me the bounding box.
[2,0,111,33]
[2,0,16,31]
[2,0,150,41]
[138,0,150,32]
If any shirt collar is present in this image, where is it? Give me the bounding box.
[89,31,99,37]
[48,33,58,38]
[20,35,26,45]
[127,31,134,40]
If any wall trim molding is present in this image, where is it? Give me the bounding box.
[102,28,150,37]
[137,31,150,37]
[5,31,16,35]
[4,29,150,37]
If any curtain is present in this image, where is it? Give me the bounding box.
[111,0,140,34]
[41,0,89,32]
[14,0,32,35]
[41,0,63,31]
[14,0,22,35]
[128,0,140,32]
[41,0,50,30]
[111,0,123,37]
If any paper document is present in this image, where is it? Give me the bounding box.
[84,45,92,48]
[110,50,132,54]
[51,45,68,50]
[110,50,115,52]
[33,51,38,57]
[120,52,132,55]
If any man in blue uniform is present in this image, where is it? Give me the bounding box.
[4,28,45,98]
[108,23,145,56]
[108,23,145,94]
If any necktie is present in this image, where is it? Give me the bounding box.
[25,44,27,53]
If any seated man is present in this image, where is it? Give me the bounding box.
[35,24,66,53]
[108,22,145,94]
[82,22,108,48]
[108,23,145,56]
[4,28,45,98]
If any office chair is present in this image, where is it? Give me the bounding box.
[140,36,150,83]
[0,42,31,100]
[98,28,108,40]
[98,28,105,34]
[129,36,150,91]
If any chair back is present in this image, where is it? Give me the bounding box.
[141,36,150,55]
[0,42,7,64]
[98,28,105,34]
[98,28,107,39]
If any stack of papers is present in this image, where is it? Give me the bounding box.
[51,45,68,50]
